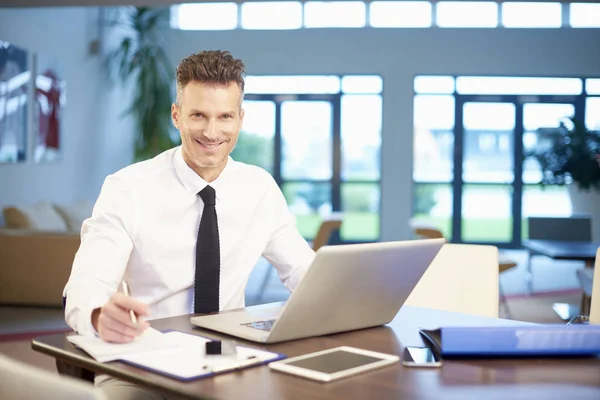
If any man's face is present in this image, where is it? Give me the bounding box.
[172,81,244,178]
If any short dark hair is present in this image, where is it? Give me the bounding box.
[175,50,245,105]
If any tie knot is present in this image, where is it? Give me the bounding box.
[199,185,216,206]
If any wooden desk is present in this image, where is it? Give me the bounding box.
[32,305,600,400]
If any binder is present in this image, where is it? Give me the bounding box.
[67,329,286,381]
[419,325,600,358]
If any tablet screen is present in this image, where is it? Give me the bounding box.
[284,350,384,374]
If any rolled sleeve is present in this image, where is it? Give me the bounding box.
[63,175,137,336]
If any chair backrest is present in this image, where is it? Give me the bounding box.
[527,216,592,242]
[591,248,600,325]
[0,354,106,400]
[405,243,499,318]
[413,227,445,240]
[312,215,343,252]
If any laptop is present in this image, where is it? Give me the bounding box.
[190,238,446,343]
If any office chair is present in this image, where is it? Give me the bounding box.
[411,224,516,318]
[575,247,600,324]
[0,354,106,400]
[405,243,500,318]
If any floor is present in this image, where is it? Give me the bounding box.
[0,249,589,374]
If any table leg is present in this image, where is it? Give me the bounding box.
[56,359,95,383]
[524,251,533,296]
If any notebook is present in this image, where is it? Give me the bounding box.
[419,325,600,358]
[67,328,286,380]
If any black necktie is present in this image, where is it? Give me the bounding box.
[194,185,220,314]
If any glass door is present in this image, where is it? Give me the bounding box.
[457,99,516,244]
[280,99,334,239]
[521,102,575,238]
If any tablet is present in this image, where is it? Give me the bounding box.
[268,346,399,382]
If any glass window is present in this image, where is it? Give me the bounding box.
[281,101,332,179]
[369,1,432,28]
[232,100,275,173]
[586,98,600,131]
[462,102,515,183]
[245,75,341,94]
[502,2,562,28]
[413,95,455,182]
[570,3,600,28]
[241,2,303,30]
[341,76,383,94]
[522,103,575,184]
[436,1,498,28]
[411,183,453,240]
[586,79,600,95]
[283,182,331,239]
[522,103,575,132]
[462,184,513,242]
[456,77,583,95]
[171,3,238,30]
[341,183,380,241]
[304,1,366,28]
[414,76,455,94]
[414,95,455,130]
[341,95,382,180]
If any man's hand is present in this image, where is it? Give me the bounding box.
[91,293,150,343]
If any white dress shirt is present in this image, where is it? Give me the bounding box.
[63,146,315,336]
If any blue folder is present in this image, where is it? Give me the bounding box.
[419,325,600,358]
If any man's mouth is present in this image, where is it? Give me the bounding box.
[195,139,223,150]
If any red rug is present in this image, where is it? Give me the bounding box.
[0,329,71,342]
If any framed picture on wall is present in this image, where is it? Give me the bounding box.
[0,40,30,163]
[33,52,66,163]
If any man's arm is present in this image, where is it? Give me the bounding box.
[261,182,316,292]
[63,175,145,338]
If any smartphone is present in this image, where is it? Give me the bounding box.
[401,346,442,368]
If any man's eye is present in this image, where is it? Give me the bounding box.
[222,115,232,119]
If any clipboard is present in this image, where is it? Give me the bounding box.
[69,329,286,381]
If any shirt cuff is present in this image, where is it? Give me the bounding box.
[78,296,110,337]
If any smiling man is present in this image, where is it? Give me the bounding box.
[63,50,315,399]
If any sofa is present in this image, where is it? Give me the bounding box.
[0,201,91,307]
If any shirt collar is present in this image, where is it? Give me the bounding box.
[173,146,235,201]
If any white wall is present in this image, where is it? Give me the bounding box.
[165,28,600,241]
[0,7,104,209]
[0,6,136,211]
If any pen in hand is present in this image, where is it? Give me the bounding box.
[121,280,138,326]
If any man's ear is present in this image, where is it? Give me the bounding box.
[171,103,180,129]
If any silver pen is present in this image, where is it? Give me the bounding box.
[121,280,138,326]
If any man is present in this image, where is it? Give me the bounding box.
[63,50,315,399]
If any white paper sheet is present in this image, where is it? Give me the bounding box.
[67,327,178,363]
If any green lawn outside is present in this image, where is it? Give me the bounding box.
[413,215,534,242]
[295,212,379,242]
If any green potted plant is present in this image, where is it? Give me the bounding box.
[106,6,177,162]
[526,116,600,239]
[527,116,600,191]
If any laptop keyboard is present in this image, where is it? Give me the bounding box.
[241,319,277,332]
